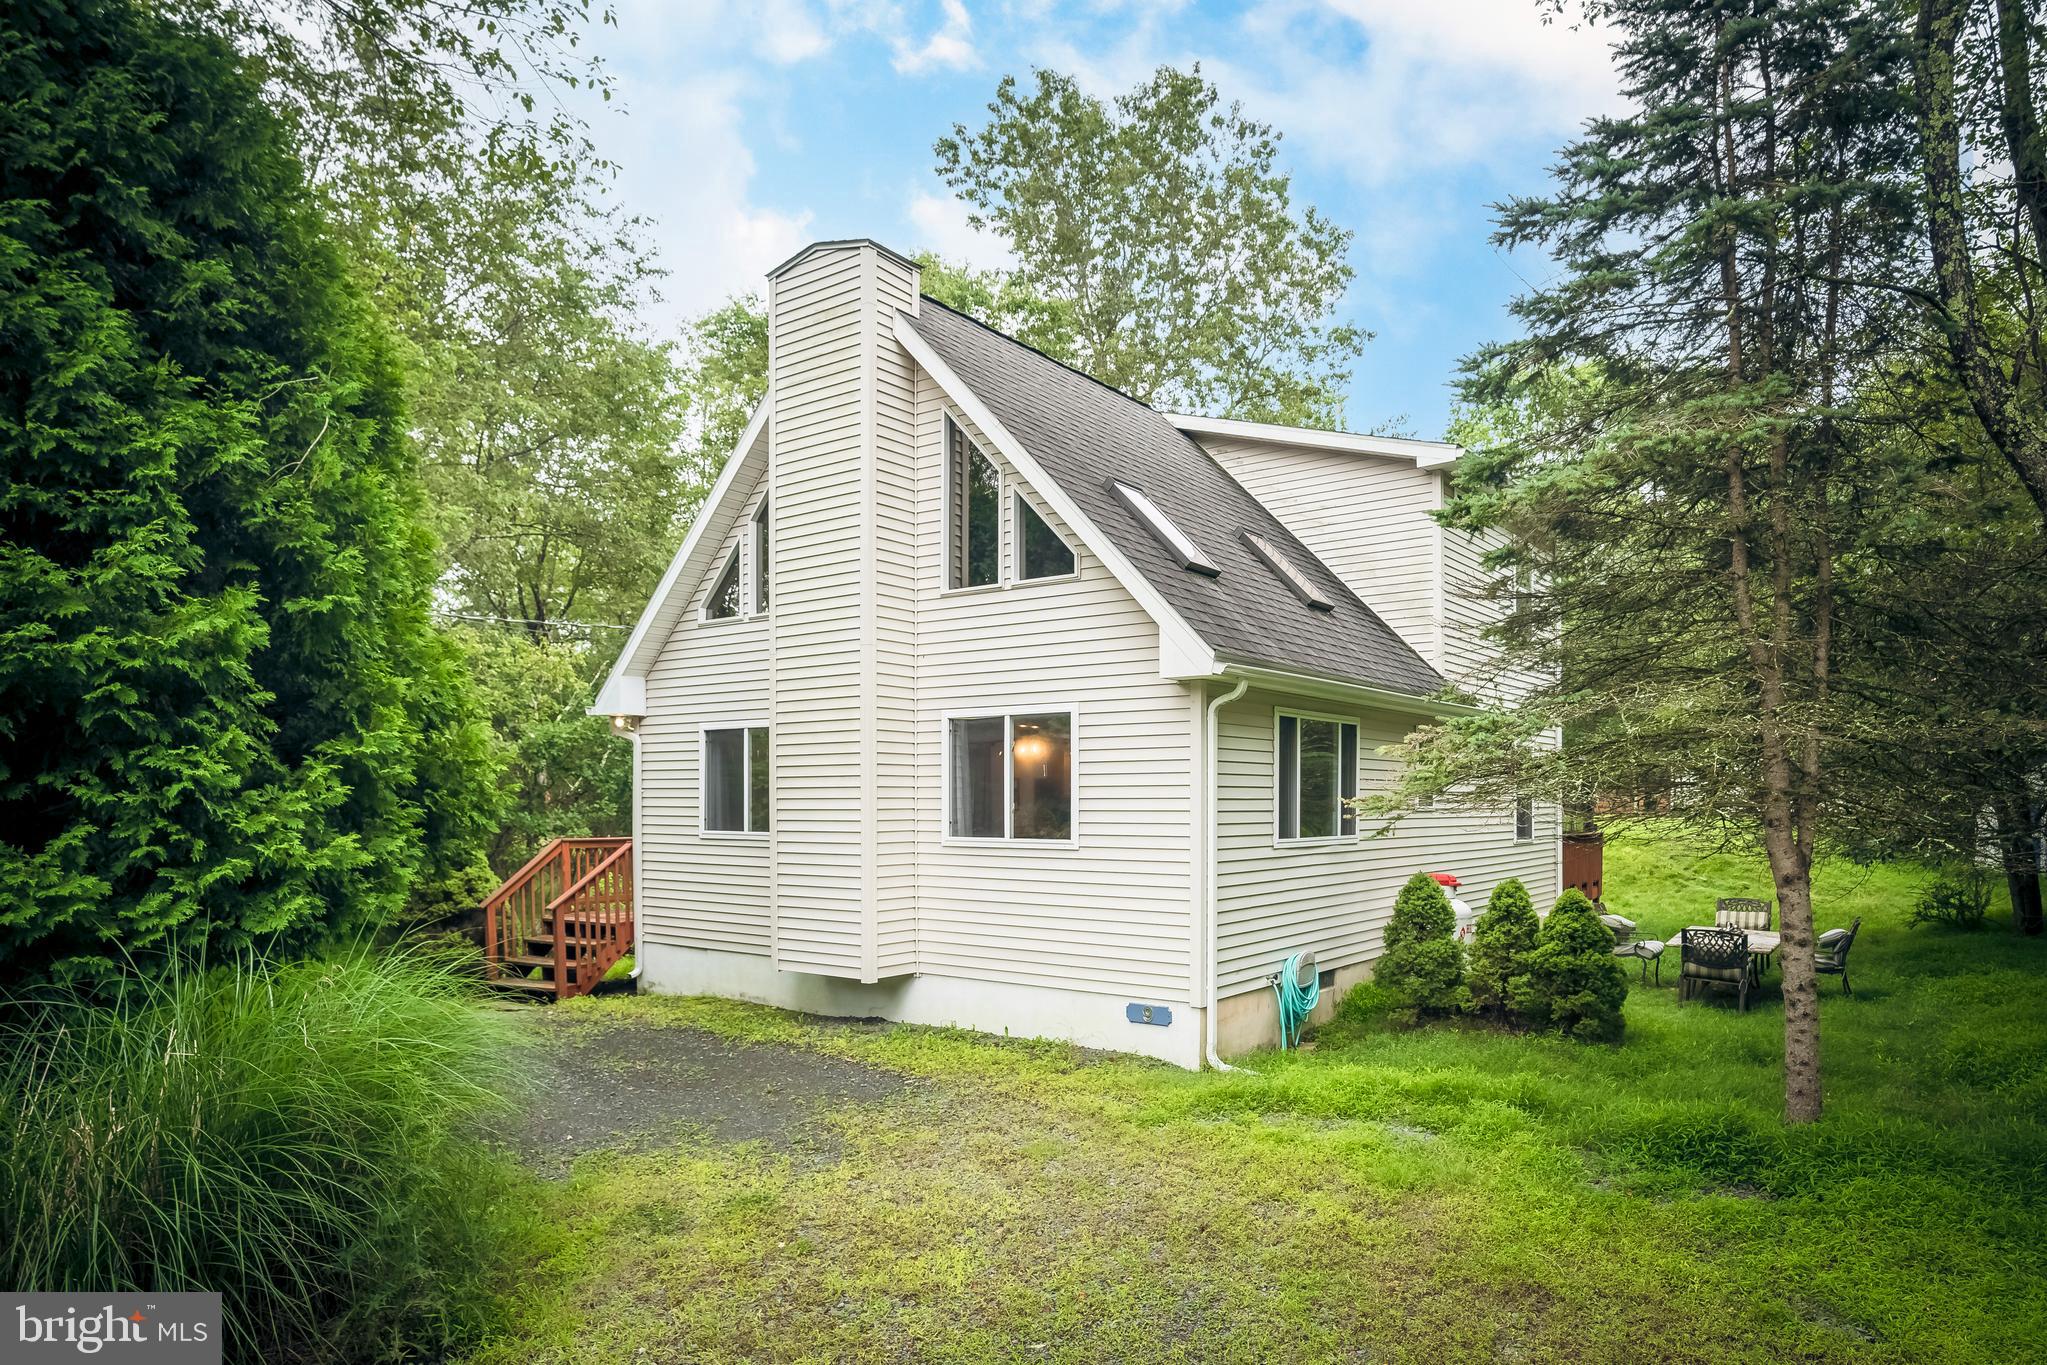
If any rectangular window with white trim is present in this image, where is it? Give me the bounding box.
[947,710,1073,841]
[1276,711,1358,841]
[948,419,1001,589]
[703,725,769,833]
[1515,795,1534,841]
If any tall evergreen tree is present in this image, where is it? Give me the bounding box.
[1404,0,1920,1120]
[0,0,496,977]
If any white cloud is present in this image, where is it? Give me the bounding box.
[591,72,813,329]
[903,189,1016,269]
[755,0,833,62]
[891,0,980,73]
[1228,1,1622,184]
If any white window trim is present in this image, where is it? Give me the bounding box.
[1273,706,1361,847]
[1012,486,1079,585]
[942,413,1005,595]
[750,494,770,616]
[939,703,1081,849]
[1514,795,1535,842]
[698,544,744,625]
[698,720,770,839]
[939,409,1080,596]
[696,491,772,625]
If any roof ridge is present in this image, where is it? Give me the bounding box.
[915,295,1161,414]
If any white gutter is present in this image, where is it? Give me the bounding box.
[1217,662,1483,718]
[1204,673,1251,1072]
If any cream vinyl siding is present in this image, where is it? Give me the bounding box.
[1196,435,1443,666]
[872,260,921,976]
[767,244,874,976]
[911,382,1198,1002]
[1440,524,1550,705]
[1214,686,1560,994]
[638,466,772,954]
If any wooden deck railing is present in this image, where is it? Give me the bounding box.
[482,836,632,998]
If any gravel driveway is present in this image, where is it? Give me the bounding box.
[492,1006,908,1175]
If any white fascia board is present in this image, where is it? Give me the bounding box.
[894,312,1219,681]
[1216,662,1483,718]
[1168,413,1463,470]
[589,674,645,718]
[593,398,771,714]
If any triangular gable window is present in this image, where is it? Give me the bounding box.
[703,548,741,620]
[1015,493,1075,580]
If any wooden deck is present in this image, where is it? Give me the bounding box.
[482,837,633,999]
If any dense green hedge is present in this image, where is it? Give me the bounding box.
[0,0,497,978]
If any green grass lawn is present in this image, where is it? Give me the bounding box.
[473,834,2047,1363]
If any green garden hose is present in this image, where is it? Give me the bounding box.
[1271,951,1320,1050]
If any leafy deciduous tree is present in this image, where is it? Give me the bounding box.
[935,65,1366,426]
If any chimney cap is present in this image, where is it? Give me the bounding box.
[765,238,921,281]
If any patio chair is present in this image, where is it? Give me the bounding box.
[1600,912,1666,984]
[1815,917,1861,995]
[1679,927,1751,1012]
[1715,897,1773,931]
[1716,897,1776,981]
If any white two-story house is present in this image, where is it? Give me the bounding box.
[591,239,1557,1066]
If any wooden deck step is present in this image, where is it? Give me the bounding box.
[481,837,634,1002]
[490,976,559,996]
[505,953,584,974]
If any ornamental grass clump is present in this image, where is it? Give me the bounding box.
[0,949,525,1363]
[1514,889,1629,1042]
[1467,877,1539,1018]
[1374,872,1466,1014]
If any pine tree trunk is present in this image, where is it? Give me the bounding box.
[1762,817,1823,1123]
[1996,788,2045,936]
[2009,869,2044,937]
[1914,0,2047,525]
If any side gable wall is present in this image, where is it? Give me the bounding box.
[909,387,1198,1002]
[1198,436,1444,667]
[639,463,771,954]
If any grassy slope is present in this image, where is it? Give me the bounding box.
[475,834,2046,1364]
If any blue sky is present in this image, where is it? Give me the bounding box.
[567,0,1623,439]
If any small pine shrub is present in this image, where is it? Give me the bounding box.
[1910,866,1993,931]
[1467,878,1539,1017]
[1514,889,1629,1042]
[1375,872,1465,1014]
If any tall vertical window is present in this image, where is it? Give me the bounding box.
[1277,712,1358,841]
[1515,796,1534,841]
[948,710,1074,842]
[703,725,769,833]
[704,549,742,620]
[752,497,770,612]
[948,420,1000,589]
[1014,493,1075,580]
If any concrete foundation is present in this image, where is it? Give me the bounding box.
[638,942,1205,1069]
[1213,960,1375,1056]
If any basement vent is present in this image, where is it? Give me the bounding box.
[1241,531,1334,611]
[1109,479,1219,576]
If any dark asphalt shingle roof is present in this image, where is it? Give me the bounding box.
[906,300,1445,698]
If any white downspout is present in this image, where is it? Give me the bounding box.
[1205,674,1250,1072]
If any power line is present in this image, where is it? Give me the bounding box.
[433,609,632,633]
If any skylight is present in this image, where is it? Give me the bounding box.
[1242,531,1334,611]
[1110,480,1219,576]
